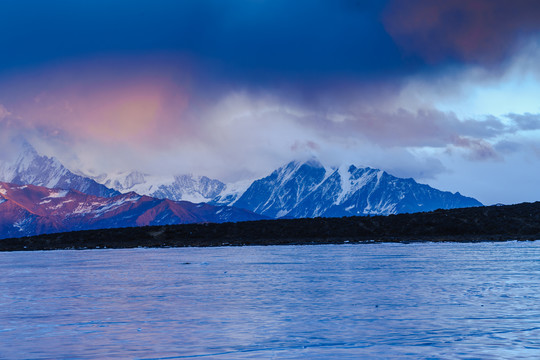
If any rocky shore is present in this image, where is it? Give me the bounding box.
[1,201,539,251]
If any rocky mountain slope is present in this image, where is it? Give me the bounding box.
[0,182,264,239]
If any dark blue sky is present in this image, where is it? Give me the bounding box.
[3,0,539,85]
[0,0,435,81]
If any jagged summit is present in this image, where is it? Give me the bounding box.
[0,140,119,198]
[230,160,332,218]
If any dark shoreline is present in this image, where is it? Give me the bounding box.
[2,201,540,251]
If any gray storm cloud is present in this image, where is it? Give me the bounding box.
[384,0,540,65]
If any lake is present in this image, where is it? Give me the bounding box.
[1,242,539,359]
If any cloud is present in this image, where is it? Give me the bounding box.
[505,112,540,131]
[0,104,10,120]
[0,59,529,181]
[0,106,30,161]
[2,58,195,149]
[383,0,540,65]
[449,136,500,161]
[297,106,513,150]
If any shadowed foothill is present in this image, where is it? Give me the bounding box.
[2,201,539,251]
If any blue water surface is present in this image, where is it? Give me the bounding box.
[1,242,540,359]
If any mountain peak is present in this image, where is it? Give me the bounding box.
[229,160,482,218]
[301,157,325,168]
[0,141,119,198]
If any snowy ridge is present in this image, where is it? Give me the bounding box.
[91,171,226,203]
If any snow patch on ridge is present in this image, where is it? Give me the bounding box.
[92,195,142,218]
[14,217,32,232]
[47,190,69,198]
[335,165,352,205]
[275,209,288,218]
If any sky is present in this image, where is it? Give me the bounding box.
[1,0,540,205]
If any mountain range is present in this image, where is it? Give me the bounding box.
[0,181,264,239]
[89,158,482,218]
[0,142,483,239]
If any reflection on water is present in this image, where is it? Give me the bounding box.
[1,242,540,359]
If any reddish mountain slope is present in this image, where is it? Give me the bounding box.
[0,182,264,239]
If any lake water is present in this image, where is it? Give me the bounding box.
[1,242,540,359]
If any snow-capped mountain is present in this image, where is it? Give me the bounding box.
[91,170,252,204]
[0,141,118,198]
[0,181,264,239]
[229,159,330,218]
[89,158,482,219]
[226,159,482,218]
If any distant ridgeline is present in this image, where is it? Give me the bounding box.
[0,142,483,240]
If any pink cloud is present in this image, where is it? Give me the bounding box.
[4,57,194,148]
[0,104,10,120]
[450,136,500,161]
